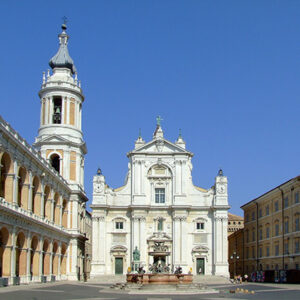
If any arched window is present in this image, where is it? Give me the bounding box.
[50,154,60,173]
[0,153,11,199]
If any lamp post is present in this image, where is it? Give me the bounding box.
[230,251,240,278]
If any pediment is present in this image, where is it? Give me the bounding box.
[130,138,192,156]
[192,245,209,252]
[37,135,70,144]
[147,232,172,241]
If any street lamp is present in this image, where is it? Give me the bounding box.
[230,251,240,278]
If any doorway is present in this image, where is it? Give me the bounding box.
[196,258,205,274]
[115,257,123,274]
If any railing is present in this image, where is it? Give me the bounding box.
[0,197,68,234]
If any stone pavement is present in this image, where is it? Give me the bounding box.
[0,277,300,300]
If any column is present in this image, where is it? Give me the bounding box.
[140,217,146,265]
[67,201,71,228]
[57,243,61,279]
[132,216,139,251]
[26,232,31,282]
[181,217,187,264]
[44,99,48,125]
[59,203,63,226]
[40,188,45,218]
[49,97,53,124]
[49,241,53,276]
[39,237,44,277]
[99,216,106,264]
[134,161,139,194]
[175,161,181,195]
[50,199,55,222]
[66,97,70,125]
[181,161,185,194]
[140,161,144,194]
[61,97,65,125]
[40,99,43,126]
[72,200,79,230]
[27,170,33,212]
[173,216,181,265]
[76,152,81,184]
[92,217,99,261]
[10,227,17,280]
[12,159,18,206]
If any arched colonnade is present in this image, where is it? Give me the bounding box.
[0,225,68,282]
[0,151,68,228]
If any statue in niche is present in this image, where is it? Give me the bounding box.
[133,246,140,261]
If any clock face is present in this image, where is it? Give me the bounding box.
[94,183,103,193]
[217,185,226,194]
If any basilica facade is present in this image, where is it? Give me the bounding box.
[90,124,229,276]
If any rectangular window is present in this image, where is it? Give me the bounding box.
[295,192,299,204]
[259,228,262,240]
[266,227,270,238]
[259,209,262,218]
[196,222,204,230]
[157,219,163,231]
[275,244,279,256]
[252,211,255,221]
[296,218,299,231]
[246,231,249,243]
[275,224,279,236]
[275,201,279,212]
[116,222,124,230]
[266,246,270,257]
[284,242,289,255]
[155,188,165,203]
[259,247,262,258]
[252,247,255,258]
[52,97,62,124]
[284,197,289,208]
[266,205,269,216]
[252,230,255,242]
[246,247,249,259]
[246,214,249,222]
[295,240,300,253]
[296,264,299,270]
[284,220,289,234]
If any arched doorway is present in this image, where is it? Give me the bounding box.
[30,236,39,277]
[0,227,11,277]
[16,232,26,277]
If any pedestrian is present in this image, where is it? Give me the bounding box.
[244,274,248,282]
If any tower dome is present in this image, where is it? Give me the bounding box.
[49,23,77,74]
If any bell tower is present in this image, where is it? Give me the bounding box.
[34,22,87,189]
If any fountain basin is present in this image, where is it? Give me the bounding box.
[126,273,193,284]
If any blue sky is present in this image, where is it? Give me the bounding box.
[1,0,300,215]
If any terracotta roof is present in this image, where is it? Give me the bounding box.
[228,213,243,221]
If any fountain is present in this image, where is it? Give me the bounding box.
[126,241,193,285]
[110,241,216,295]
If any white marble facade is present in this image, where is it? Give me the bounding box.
[90,123,229,276]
